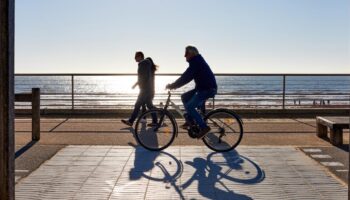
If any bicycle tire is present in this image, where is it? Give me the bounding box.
[135,108,177,151]
[202,109,243,152]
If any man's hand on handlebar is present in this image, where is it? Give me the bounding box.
[165,84,174,90]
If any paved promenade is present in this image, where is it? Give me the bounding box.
[16,145,347,200]
[14,118,349,199]
[15,118,349,146]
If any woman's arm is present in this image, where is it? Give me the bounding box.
[132,82,138,89]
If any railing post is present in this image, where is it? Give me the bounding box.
[71,75,74,110]
[282,75,286,109]
[32,88,40,141]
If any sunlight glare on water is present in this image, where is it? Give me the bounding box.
[111,76,180,94]
[81,75,182,94]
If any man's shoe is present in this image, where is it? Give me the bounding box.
[180,122,190,130]
[121,119,133,126]
[196,126,211,139]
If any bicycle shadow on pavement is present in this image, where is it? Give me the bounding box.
[127,143,264,199]
[125,123,264,199]
[181,150,265,200]
[128,143,185,199]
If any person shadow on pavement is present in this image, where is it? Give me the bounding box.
[182,157,253,200]
[127,121,160,180]
[128,141,185,199]
[124,124,264,199]
[124,120,167,180]
[181,149,264,200]
[128,142,160,180]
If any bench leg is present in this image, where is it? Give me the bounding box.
[330,128,343,146]
[316,123,327,138]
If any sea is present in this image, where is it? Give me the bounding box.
[14,75,350,109]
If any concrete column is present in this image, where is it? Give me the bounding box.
[0,0,15,199]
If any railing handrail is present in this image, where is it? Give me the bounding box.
[15,73,350,76]
[14,73,350,110]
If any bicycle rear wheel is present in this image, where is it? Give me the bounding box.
[203,109,243,152]
[135,109,177,151]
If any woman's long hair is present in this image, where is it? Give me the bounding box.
[146,57,158,72]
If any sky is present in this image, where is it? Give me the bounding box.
[15,0,350,74]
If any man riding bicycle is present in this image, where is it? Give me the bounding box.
[166,46,217,139]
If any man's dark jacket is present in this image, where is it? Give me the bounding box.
[170,54,217,91]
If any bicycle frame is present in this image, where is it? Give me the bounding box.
[160,91,243,139]
[163,91,172,110]
[160,90,216,130]
[154,91,175,132]
[166,90,206,119]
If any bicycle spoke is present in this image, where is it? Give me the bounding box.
[135,109,176,151]
[209,117,237,133]
[203,110,243,152]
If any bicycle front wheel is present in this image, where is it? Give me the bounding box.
[135,109,177,151]
[203,109,243,152]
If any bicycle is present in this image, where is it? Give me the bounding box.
[134,91,244,152]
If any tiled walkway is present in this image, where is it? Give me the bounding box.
[16,145,348,200]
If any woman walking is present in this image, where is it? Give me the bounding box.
[121,52,157,126]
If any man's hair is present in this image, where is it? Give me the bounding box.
[135,51,144,59]
[185,45,199,56]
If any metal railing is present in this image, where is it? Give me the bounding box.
[14,73,350,110]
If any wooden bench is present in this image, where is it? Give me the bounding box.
[316,116,349,146]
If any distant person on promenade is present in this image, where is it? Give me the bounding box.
[131,57,157,116]
[166,46,217,139]
[121,52,157,126]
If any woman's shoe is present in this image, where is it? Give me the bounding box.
[121,119,133,126]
